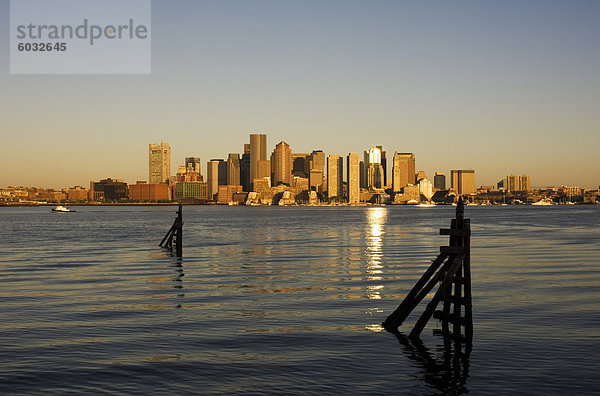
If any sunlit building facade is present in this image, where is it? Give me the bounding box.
[327,154,343,199]
[392,152,415,192]
[149,142,170,184]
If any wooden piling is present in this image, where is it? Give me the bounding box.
[159,203,184,257]
[383,197,472,340]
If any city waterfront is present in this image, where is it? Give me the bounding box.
[1,205,599,394]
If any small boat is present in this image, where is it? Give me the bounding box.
[416,202,436,207]
[52,205,75,212]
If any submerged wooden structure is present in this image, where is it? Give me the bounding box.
[383,198,472,340]
[159,203,183,257]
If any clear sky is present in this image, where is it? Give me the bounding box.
[1,0,599,189]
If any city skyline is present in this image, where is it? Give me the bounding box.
[1,1,599,189]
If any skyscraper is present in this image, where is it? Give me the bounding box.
[520,175,531,192]
[292,153,309,177]
[507,174,519,192]
[376,145,387,186]
[364,147,384,189]
[308,150,325,191]
[207,159,227,200]
[249,133,267,188]
[450,170,476,195]
[271,141,292,186]
[434,172,446,190]
[347,153,360,204]
[227,154,241,186]
[240,144,251,192]
[327,154,343,199]
[149,142,170,184]
[392,152,415,192]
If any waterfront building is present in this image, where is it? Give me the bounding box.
[249,133,267,189]
[149,142,171,184]
[392,152,415,192]
[271,141,293,186]
[347,153,360,204]
[419,178,433,200]
[434,172,446,190]
[91,178,128,201]
[292,177,309,194]
[217,185,244,204]
[253,177,272,202]
[174,182,208,200]
[66,186,88,202]
[450,170,476,195]
[327,154,343,199]
[129,181,171,202]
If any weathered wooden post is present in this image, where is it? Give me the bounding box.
[159,203,184,257]
[383,197,472,340]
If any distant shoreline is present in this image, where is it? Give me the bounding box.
[1,202,598,207]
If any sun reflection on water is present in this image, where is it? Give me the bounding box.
[365,207,387,302]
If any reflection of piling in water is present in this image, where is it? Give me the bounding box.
[396,331,471,395]
[159,203,184,257]
[383,197,472,340]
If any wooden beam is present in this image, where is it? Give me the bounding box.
[440,246,465,254]
[409,254,465,338]
[382,253,448,332]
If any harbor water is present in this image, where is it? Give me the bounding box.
[1,205,599,394]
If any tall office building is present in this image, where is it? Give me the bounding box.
[271,141,292,186]
[376,146,387,185]
[327,154,343,199]
[308,150,325,191]
[207,159,227,200]
[149,142,170,184]
[434,172,446,190]
[227,154,241,186]
[364,147,384,189]
[359,161,366,188]
[505,174,531,192]
[240,144,251,192]
[347,153,360,204]
[451,170,476,195]
[292,153,309,178]
[249,133,267,188]
[520,175,531,192]
[392,152,415,192]
[507,174,519,192]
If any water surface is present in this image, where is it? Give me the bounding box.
[1,205,599,394]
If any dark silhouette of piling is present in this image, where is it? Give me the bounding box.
[159,203,183,257]
[383,197,472,340]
